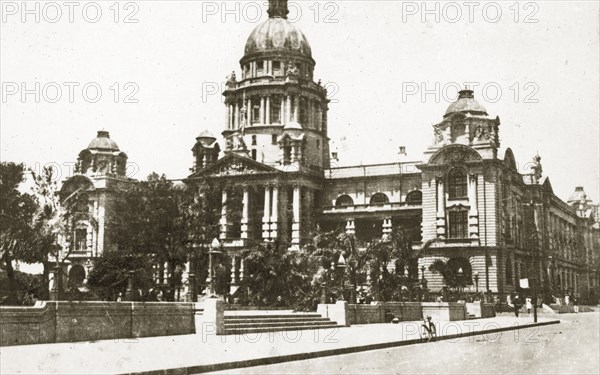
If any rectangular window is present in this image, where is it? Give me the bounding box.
[251,149,257,160]
[273,61,281,76]
[448,210,468,239]
[252,103,260,123]
[299,99,308,124]
[251,135,257,145]
[75,228,87,251]
[271,96,282,123]
[272,134,278,144]
[256,61,264,75]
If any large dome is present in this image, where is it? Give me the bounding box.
[244,17,312,58]
[444,89,488,117]
[87,130,119,151]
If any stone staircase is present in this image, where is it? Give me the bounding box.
[223,311,339,335]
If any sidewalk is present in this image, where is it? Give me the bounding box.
[0,316,559,375]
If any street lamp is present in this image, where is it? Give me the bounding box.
[208,238,222,298]
[473,271,480,294]
[337,254,346,301]
[420,265,426,280]
[457,267,464,296]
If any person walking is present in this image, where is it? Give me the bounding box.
[513,293,521,317]
[525,297,532,314]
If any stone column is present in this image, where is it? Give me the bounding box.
[382,217,392,237]
[468,174,479,238]
[263,186,271,241]
[293,96,299,122]
[219,189,228,240]
[241,186,249,240]
[247,98,252,124]
[291,185,301,247]
[286,95,292,123]
[436,178,446,238]
[230,256,237,285]
[345,219,355,235]
[265,96,271,125]
[228,104,233,129]
[280,96,285,124]
[270,185,279,240]
[97,198,105,254]
[260,97,265,124]
[234,103,240,129]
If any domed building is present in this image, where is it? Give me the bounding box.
[56,131,134,291]
[183,0,599,304]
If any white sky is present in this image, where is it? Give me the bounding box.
[1,0,599,203]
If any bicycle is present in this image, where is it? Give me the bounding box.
[420,316,437,342]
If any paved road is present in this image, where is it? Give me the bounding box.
[210,312,599,375]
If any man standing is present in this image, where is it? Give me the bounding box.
[512,292,522,317]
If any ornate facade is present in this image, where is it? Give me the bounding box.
[59,130,133,285]
[184,0,599,302]
[63,0,599,303]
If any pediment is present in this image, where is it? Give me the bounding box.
[194,153,279,178]
[428,144,483,165]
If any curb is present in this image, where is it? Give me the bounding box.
[129,320,560,375]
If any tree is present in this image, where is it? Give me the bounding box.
[0,162,40,304]
[239,240,312,308]
[110,174,223,300]
[87,251,154,301]
[30,165,94,300]
[428,258,472,295]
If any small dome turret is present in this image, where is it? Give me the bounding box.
[444,89,488,118]
[87,130,120,151]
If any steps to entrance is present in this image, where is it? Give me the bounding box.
[223,312,339,335]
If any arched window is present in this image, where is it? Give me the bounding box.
[405,190,422,204]
[369,193,389,205]
[448,168,468,199]
[335,195,354,207]
[505,258,513,285]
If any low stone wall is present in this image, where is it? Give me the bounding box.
[346,302,423,324]
[422,302,467,321]
[466,302,496,318]
[0,301,195,347]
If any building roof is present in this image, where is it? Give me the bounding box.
[244,17,312,58]
[444,89,488,118]
[325,162,420,179]
[87,130,119,151]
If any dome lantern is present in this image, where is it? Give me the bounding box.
[267,0,289,19]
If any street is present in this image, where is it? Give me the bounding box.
[210,312,600,375]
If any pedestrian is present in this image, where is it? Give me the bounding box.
[573,297,579,313]
[117,292,122,302]
[526,297,532,314]
[513,293,521,317]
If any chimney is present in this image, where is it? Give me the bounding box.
[398,146,407,161]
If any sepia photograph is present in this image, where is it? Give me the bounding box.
[1,1,599,374]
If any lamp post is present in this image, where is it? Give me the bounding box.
[208,238,222,298]
[421,265,426,280]
[457,267,464,295]
[337,254,346,301]
[474,271,480,294]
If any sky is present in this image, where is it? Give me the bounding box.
[1,0,599,203]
